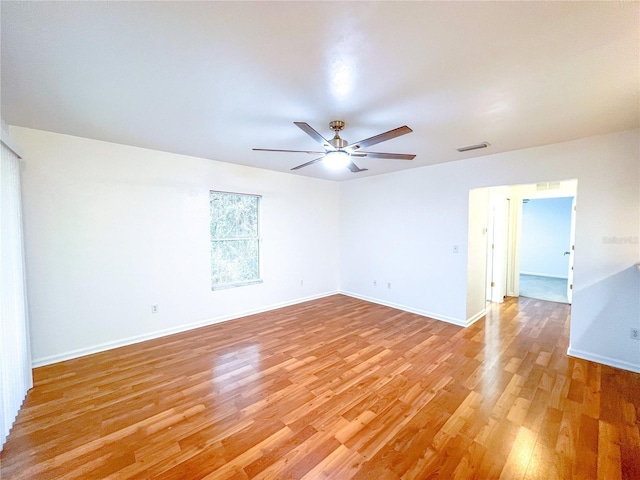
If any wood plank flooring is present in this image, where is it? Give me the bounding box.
[1,295,639,479]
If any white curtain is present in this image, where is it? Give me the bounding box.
[0,140,32,449]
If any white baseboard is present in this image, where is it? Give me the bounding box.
[340,291,470,327]
[520,272,568,279]
[567,347,640,374]
[32,292,639,377]
[31,290,339,368]
[466,309,487,326]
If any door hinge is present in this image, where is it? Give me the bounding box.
[491,282,495,287]
[569,284,573,290]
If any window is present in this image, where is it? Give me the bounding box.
[210,191,262,290]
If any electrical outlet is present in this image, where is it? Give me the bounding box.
[387,282,391,289]
[373,280,377,286]
[151,304,159,314]
[453,245,459,253]
[300,280,303,287]
[631,328,640,340]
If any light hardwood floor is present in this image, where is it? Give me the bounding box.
[1,295,639,479]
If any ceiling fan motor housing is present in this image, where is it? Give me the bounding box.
[329,137,348,149]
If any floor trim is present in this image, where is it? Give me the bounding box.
[467,308,487,326]
[340,291,469,327]
[567,347,640,374]
[31,290,339,368]
[520,272,569,280]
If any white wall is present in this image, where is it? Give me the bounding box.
[12,127,340,366]
[12,126,640,373]
[340,129,640,372]
[339,169,471,325]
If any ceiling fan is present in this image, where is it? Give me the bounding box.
[253,120,415,172]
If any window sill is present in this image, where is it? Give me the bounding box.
[212,279,263,291]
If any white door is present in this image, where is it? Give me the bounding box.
[487,197,509,303]
[567,197,576,303]
[486,206,495,301]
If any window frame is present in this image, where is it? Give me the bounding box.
[209,190,262,290]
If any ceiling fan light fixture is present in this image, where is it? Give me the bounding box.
[324,150,351,169]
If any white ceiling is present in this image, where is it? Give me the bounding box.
[1,1,638,181]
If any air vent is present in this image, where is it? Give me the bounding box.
[536,181,561,191]
[456,142,490,152]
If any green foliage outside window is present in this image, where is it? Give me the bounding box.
[210,191,261,289]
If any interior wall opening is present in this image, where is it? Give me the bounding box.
[467,179,578,321]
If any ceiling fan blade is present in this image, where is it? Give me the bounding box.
[346,126,413,151]
[347,161,368,173]
[290,156,325,171]
[294,122,334,149]
[253,148,325,155]
[359,152,416,160]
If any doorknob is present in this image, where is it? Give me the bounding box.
[563,251,570,255]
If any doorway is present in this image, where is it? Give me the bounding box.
[470,180,578,309]
[519,196,574,303]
